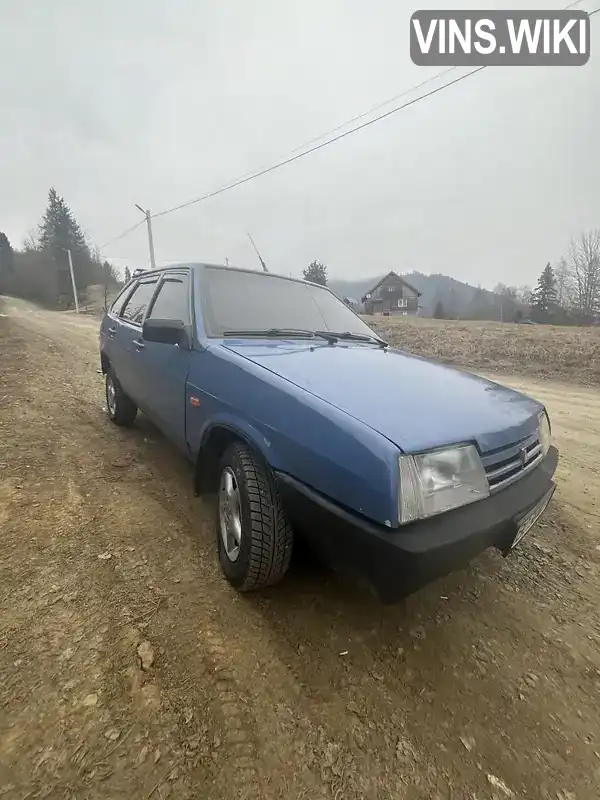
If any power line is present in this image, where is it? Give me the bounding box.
[153,1,597,220]
[287,66,460,155]
[99,0,597,244]
[210,70,463,188]
[153,65,486,220]
[98,219,145,250]
[96,68,462,247]
[150,68,463,225]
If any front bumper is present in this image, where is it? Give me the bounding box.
[276,446,559,602]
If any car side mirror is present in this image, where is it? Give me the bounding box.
[142,318,190,349]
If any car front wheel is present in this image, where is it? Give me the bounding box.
[216,442,293,591]
[105,369,137,427]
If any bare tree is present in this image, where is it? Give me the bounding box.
[22,228,39,251]
[493,283,519,321]
[554,257,575,310]
[568,230,600,323]
[515,285,533,307]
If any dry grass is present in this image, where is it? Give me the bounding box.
[364,316,600,385]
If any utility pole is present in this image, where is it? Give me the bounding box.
[65,248,80,313]
[135,204,156,270]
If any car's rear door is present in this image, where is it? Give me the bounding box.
[100,281,135,372]
[114,275,161,403]
[136,270,193,451]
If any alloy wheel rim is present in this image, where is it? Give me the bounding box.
[219,467,242,562]
[106,377,117,415]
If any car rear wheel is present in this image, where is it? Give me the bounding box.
[105,369,137,427]
[216,442,293,591]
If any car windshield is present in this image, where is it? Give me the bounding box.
[201,267,379,339]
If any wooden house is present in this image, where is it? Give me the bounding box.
[361,272,421,316]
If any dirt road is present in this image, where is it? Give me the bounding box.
[1,299,599,800]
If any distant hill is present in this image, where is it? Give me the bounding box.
[328,271,506,319]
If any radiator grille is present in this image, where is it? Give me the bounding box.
[481,430,542,493]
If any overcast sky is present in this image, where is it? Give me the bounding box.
[1,0,598,288]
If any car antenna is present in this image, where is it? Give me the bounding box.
[247,233,268,272]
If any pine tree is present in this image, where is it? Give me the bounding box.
[38,188,93,301]
[530,263,557,320]
[303,260,328,286]
[124,266,132,283]
[0,231,14,276]
[39,188,89,257]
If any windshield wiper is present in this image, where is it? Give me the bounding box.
[314,331,389,348]
[222,328,333,341]
[222,328,388,347]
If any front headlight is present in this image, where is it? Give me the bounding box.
[539,411,551,456]
[398,444,489,525]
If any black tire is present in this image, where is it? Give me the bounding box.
[216,441,293,592]
[105,369,137,427]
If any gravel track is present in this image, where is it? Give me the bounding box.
[1,299,599,800]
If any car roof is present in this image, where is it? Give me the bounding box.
[131,262,324,288]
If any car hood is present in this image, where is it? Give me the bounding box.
[221,341,543,453]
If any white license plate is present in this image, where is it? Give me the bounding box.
[511,487,555,551]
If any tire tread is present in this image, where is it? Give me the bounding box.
[225,443,293,591]
[107,369,137,427]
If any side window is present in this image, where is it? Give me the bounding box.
[120,279,159,326]
[110,284,134,317]
[147,274,191,324]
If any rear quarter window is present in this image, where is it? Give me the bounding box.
[147,274,191,324]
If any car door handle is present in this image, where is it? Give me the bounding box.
[133,339,145,350]
[108,326,117,338]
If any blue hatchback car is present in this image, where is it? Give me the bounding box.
[99,263,558,601]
